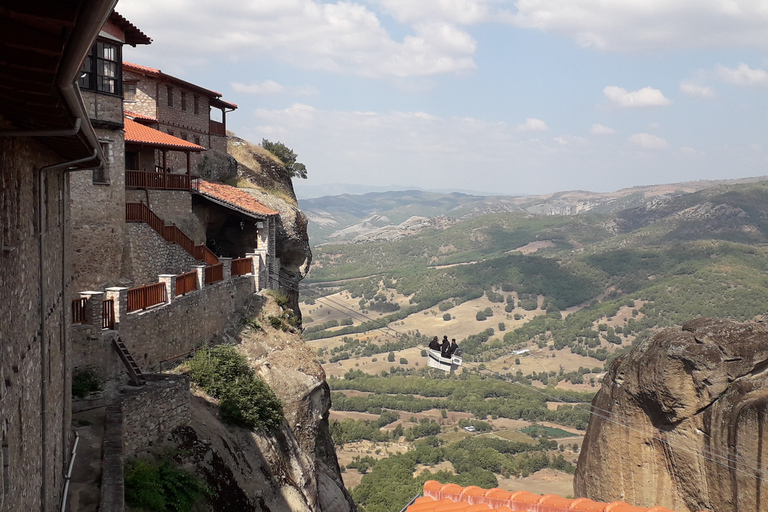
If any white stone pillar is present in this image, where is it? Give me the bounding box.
[105,287,128,327]
[192,264,206,290]
[158,274,177,303]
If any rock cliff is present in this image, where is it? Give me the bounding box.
[169,297,355,511]
[574,317,768,512]
[225,136,312,316]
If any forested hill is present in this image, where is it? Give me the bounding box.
[299,176,768,245]
[303,180,768,348]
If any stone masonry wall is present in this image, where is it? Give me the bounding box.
[123,69,214,171]
[125,189,204,242]
[119,276,259,372]
[121,374,190,457]
[0,136,72,512]
[70,274,260,381]
[69,126,127,292]
[124,223,198,286]
[82,90,123,125]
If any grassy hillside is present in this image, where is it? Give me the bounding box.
[299,180,768,509]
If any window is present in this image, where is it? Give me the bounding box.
[181,92,187,111]
[194,135,201,145]
[124,83,136,102]
[167,86,174,107]
[193,95,199,114]
[78,41,121,95]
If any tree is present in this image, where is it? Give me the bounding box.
[261,139,308,179]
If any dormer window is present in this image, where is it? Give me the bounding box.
[78,41,121,95]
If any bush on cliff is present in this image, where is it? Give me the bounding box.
[189,346,283,431]
[125,457,210,512]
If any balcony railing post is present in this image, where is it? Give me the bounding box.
[220,257,232,281]
[105,287,128,328]
[246,252,262,291]
[192,265,206,290]
[158,274,177,304]
[79,291,105,328]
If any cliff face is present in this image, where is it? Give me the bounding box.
[226,136,312,316]
[175,297,355,511]
[574,317,768,512]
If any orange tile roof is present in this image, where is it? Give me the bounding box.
[195,179,278,218]
[407,482,697,512]
[124,117,205,151]
[123,61,160,74]
[125,110,157,123]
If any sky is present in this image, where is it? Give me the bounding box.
[117,0,768,198]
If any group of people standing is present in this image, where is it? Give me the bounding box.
[429,335,461,358]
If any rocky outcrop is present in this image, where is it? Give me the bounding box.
[169,297,354,511]
[226,136,312,316]
[574,317,768,512]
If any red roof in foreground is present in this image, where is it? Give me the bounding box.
[407,482,698,512]
[124,118,204,151]
[195,179,278,218]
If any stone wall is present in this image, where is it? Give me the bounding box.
[70,271,261,381]
[82,90,123,125]
[125,189,204,242]
[69,126,127,292]
[123,223,198,286]
[0,136,72,512]
[98,375,191,512]
[121,374,190,456]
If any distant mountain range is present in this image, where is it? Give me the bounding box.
[299,176,768,245]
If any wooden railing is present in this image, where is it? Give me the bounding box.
[127,283,167,313]
[102,299,115,329]
[204,263,223,285]
[194,245,219,266]
[176,271,198,296]
[125,170,190,190]
[72,298,87,324]
[126,202,218,265]
[210,120,226,136]
[231,257,253,276]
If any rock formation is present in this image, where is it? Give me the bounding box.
[166,297,355,511]
[574,317,768,512]
[227,136,312,316]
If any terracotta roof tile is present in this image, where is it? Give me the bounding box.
[123,61,160,74]
[125,110,157,122]
[195,179,278,218]
[124,118,204,151]
[409,482,698,512]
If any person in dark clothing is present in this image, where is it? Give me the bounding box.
[440,336,450,357]
[429,336,440,351]
[447,339,460,357]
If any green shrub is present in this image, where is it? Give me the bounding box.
[188,346,283,431]
[267,288,290,308]
[268,315,283,329]
[125,457,211,512]
[443,313,451,321]
[72,366,101,398]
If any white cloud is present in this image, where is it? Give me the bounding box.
[680,82,716,98]
[604,86,671,108]
[629,132,669,149]
[231,80,319,96]
[377,0,490,24]
[508,0,768,52]
[591,124,615,135]
[716,63,768,86]
[117,0,477,78]
[517,118,548,131]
